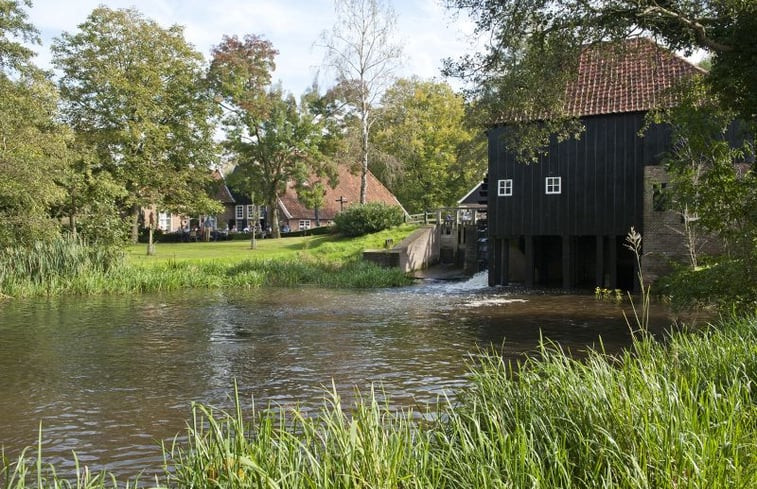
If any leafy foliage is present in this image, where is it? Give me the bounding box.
[209,35,339,238]
[373,78,485,213]
[52,7,221,243]
[320,0,403,204]
[648,79,756,310]
[444,0,757,159]
[334,202,405,237]
[0,70,71,246]
[0,0,38,71]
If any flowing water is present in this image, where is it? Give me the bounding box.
[0,275,678,481]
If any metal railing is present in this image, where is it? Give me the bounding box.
[405,207,486,225]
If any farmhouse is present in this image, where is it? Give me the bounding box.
[487,38,705,290]
[223,165,404,233]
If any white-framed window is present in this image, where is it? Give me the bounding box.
[497,179,513,197]
[299,220,311,230]
[246,205,254,217]
[545,176,562,195]
[158,212,171,231]
[235,205,244,220]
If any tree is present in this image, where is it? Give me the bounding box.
[650,79,756,307]
[372,78,484,213]
[52,7,220,251]
[0,70,71,246]
[0,1,74,246]
[51,138,128,244]
[444,0,757,158]
[320,0,402,204]
[208,35,335,239]
[0,0,38,71]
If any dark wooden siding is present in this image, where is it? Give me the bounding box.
[488,111,671,237]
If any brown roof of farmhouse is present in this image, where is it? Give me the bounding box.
[277,165,405,221]
[563,37,705,117]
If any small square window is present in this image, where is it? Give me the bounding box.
[652,183,670,211]
[546,176,561,195]
[299,220,311,230]
[497,179,513,197]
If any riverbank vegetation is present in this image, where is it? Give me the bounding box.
[3,314,754,488]
[0,225,417,298]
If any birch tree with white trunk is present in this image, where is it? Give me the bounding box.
[320,0,402,204]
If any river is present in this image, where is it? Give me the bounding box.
[0,274,674,481]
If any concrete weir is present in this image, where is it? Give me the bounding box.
[363,225,440,272]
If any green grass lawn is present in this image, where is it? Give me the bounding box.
[126,225,418,266]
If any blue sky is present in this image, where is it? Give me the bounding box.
[26,0,476,95]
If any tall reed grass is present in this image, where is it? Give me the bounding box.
[166,314,752,488]
[0,248,411,298]
[5,316,754,488]
[0,236,123,297]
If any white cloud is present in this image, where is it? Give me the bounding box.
[25,0,474,95]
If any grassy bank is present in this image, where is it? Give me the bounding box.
[0,226,418,298]
[4,315,755,488]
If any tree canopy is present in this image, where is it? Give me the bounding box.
[209,35,336,238]
[0,1,73,246]
[0,0,38,71]
[444,0,757,141]
[320,0,403,204]
[52,7,220,243]
[373,78,484,213]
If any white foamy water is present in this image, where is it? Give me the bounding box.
[463,297,529,308]
[428,271,491,293]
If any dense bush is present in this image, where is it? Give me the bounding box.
[334,203,405,237]
[658,257,757,311]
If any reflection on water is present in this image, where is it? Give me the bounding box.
[0,274,676,480]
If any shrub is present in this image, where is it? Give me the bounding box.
[657,257,757,311]
[334,203,405,237]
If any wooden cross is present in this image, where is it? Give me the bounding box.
[336,195,348,211]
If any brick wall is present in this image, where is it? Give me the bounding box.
[641,166,722,282]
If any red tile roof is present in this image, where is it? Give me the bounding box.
[563,38,704,117]
[277,165,404,220]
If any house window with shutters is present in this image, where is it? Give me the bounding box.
[545,176,562,195]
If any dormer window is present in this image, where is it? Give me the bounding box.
[498,179,513,196]
[546,177,561,195]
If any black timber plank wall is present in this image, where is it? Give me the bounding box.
[488,111,670,238]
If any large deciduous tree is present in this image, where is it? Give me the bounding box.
[320,0,402,204]
[0,0,72,246]
[444,0,757,159]
[209,35,335,239]
[52,7,220,248]
[372,78,484,213]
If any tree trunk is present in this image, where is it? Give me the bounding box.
[269,198,281,239]
[130,205,140,243]
[70,193,78,238]
[360,106,369,205]
[250,194,257,250]
[314,206,320,227]
[147,227,155,255]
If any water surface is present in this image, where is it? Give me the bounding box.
[0,276,673,480]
